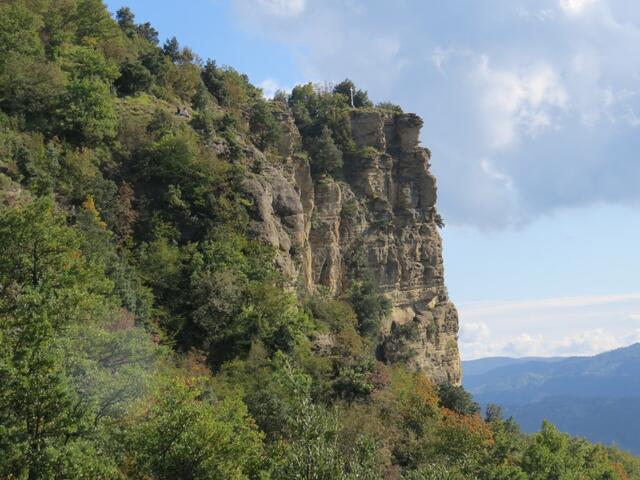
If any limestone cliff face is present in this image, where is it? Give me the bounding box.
[244,109,461,385]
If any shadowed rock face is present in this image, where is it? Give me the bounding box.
[243,109,461,385]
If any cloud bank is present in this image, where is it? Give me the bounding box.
[461,324,640,359]
[459,292,640,358]
[232,0,640,228]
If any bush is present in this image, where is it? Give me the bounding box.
[116,60,153,95]
[348,279,391,339]
[122,379,267,480]
[56,77,117,143]
[376,102,403,114]
[249,100,281,149]
[333,79,373,108]
[307,125,343,176]
[382,320,420,363]
[436,384,480,416]
[0,4,637,479]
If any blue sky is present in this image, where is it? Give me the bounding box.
[105,0,640,359]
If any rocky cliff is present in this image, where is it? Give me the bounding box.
[244,109,461,384]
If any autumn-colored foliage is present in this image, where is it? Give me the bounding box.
[1,1,639,478]
[437,409,494,460]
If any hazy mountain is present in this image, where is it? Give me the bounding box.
[463,343,640,454]
[462,355,563,376]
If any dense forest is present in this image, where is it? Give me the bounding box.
[0,1,639,478]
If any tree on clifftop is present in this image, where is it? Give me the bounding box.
[307,125,343,176]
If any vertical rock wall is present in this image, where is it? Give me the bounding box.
[244,110,461,384]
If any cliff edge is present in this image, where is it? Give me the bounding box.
[245,109,461,384]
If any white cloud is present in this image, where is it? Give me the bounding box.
[519,7,555,22]
[463,328,640,359]
[553,328,621,355]
[230,0,640,362]
[256,0,306,17]
[431,47,448,73]
[503,333,545,356]
[480,158,514,191]
[460,321,491,343]
[559,0,598,16]
[623,329,640,344]
[459,322,499,359]
[577,86,639,126]
[460,292,640,318]
[258,78,287,99]
[623,107,640,127]
[231,0,640,228]
[457,292,640,359]
[473,58,568,149]
[504,329,615,357]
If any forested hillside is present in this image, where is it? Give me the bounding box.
[1,1,639,478]
[463,344,640,454]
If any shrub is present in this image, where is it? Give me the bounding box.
[436,384,480,416]
[307,125,343,176]
[249,100,281,149]
[116,60,153,95]
[348,279,391,339]
[333,79,373,108]
[376,102,403,114]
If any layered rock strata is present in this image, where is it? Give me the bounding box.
[244,110,461,384]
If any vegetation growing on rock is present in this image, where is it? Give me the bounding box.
[0,1,638,478]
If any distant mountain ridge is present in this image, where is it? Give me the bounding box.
[462,343,640,454]
[462,355,563,376]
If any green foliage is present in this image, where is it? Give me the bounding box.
[0,1,44,68]
[376,101,404,114]
[0,56,66,122]
[0,199,152,479]
[360,145,380,159]
[61,44,120,82]
[485,403,504,423]
[136,22,159,45]
[0,198,112,320]
[74,0,124,59]
[57,76,118,143]
[402,464,466,480]
[289,82,316,129]
[287,82,358,174]
[308,124,344,175]
[162,36,181,63]
[0,127,59,195]
[272,398,382,479]
[333,79,374,108]
[129,125,248,239]
[201,60,260,111]
[123,377,266,479]
[520,421,624,480]
[165,59,202,102]
[220,348,313,439]
[116,60,153,95]
[437,383,481,416]
[116,7,136,38]
[188,233,312,365]
[348,278,392,338]
[382,320,421,363]
[341,198,359,219]
[201,59,228,105]
[0,4,638,479]
[306,291,359,333]
[250,99,281,149]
